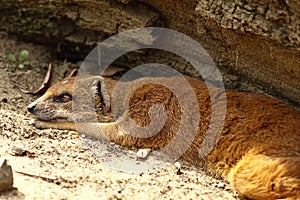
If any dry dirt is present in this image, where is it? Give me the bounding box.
[0,31,286,200]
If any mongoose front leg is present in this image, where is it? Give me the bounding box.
[34,120,137,147]
[35,120,76,131]
[75,122,140,147]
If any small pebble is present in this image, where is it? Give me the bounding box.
[4,131,11,137]
[215,182,225,189]
[69,131,79,135]
[175,162,181,169]
[136,148,151,158]
[14,94,23,100]
[11,145,26,156]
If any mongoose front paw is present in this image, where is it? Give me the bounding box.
[33,120,48,129]
[29,119,55,129]
[27,118,43,129]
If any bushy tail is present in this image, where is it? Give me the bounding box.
[228,153,300,199]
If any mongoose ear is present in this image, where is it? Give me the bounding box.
[90,76,111,115]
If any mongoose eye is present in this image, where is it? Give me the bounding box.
[53,93,72,103]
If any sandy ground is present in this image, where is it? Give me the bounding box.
[1,31,285,200]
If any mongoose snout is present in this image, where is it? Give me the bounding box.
[27,102,37,113]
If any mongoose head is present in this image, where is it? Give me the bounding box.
[27,76,114,123]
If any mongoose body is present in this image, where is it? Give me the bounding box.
[28,75,300,199]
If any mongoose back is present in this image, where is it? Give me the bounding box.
[27,75,300,199]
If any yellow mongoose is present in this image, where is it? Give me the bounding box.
[27,75,300,199]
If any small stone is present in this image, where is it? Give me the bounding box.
[4,131,11,137]
[69,131,79,135]
[215,182,225,189]
[14,128,21,134]
[0,159,13,192]
[11,145,26,156]
[136,148,151,158]
[174,162,181,169]
[14,94,23,100]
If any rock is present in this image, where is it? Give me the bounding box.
[0,0,300,105]
[136,148,151,158]
[215,182,225,189]
[68,131,79,135]
[174,162,181,169]
[0,158,13,192]
[11,145,26,156]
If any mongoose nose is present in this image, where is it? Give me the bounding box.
[27,102,36,113]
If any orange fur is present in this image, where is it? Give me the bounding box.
[28,75,300,199]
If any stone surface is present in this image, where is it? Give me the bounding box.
[195,0,299,48]
[0,0,299,105]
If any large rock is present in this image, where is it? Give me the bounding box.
[0,0,299,104]
[0,159,13,192]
